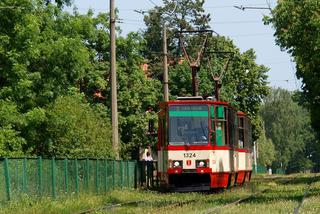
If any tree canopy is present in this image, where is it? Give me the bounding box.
[0,0,161,158]
[260,88,317,172]
[265,0,320,138]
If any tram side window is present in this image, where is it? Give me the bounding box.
[244,118,251,150]
[216,121,226,146]
[238,117,244,149]
[248,122,253,150]
[216,106,227,146]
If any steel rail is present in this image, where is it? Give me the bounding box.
[150,198,199,214]
[293,173,319,214]
[74,200,146,214]
[201,188,270,214]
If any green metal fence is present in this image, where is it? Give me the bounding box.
[252,164,286,174]
[252,164,267,174]
[0,157,137,202]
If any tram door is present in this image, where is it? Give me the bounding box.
[228,109,239,173]
[158,114,168,186]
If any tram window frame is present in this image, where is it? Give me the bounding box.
[163,117,168,146]
[215,106,228,146]
[243,118,251,150]
[228,109,236,148]
[168,104,209,146]
[158,117,164,147]
[238,117,245,149]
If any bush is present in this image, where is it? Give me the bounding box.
[45,94,113,158]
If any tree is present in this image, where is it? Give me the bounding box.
[260,88,317,172]
[44,0,72,8]
[0,100,26,156]
[45,93,113,158]
[0,0,162,159]
[256,129,275,169]
[265,0,320,138]
[0,0,101,156]
[143,0,211,54]
[142,0,211,79]
[116,33,162,159]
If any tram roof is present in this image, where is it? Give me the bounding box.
[158,99,248,117]
[159,99,229,107]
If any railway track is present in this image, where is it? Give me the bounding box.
[74,197,200,214]
[74,200,146,214]
[201,188,270,214]
[74,174,319,214]
[73,182,265,214]
[293,173,319,214]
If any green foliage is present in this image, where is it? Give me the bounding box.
[0,100,26,156]
[265,0,320,138]
[116,33,162,158]
[260,88,317,172]
[45,94,113,158]
[257,130,275,168]
[143,0,211,58]
[287,151,313,174]
[0,1,115,157]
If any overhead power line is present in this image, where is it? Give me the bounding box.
[147,0,159,7]
[234,5,272,12]
[226,33,272,38]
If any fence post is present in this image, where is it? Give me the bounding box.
[51,157,56,198]
[85,158,89,192]
[95,159,99,194]
[104,159,108,192]
[38,156,42,197]
[120,161,123,189]
[22,158,28,193]
[126,161,129,188]
[75,159,79,194]
[64,158,68,193]
[4,158,11,201]
[112,160,115,190]
[156,161,159,188]
[134,160,137,189]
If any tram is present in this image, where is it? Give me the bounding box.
[157,97,253,191]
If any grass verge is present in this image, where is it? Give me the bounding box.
[0,173,319,214]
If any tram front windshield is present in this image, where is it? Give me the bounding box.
[169,105,209,146]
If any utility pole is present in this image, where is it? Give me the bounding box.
[110,0,119,159]
[163,24,169,101]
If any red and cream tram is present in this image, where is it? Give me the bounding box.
[157,97,253,191]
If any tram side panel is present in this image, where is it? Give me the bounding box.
[210,149,231,188]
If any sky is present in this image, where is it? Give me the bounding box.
[67,0,302,91]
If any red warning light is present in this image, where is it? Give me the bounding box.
[187,160,191,166]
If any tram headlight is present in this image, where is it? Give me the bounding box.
[170,160,183,168]
[174,161,180,167]
[196,160,208,168]
[199,161,205,167]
